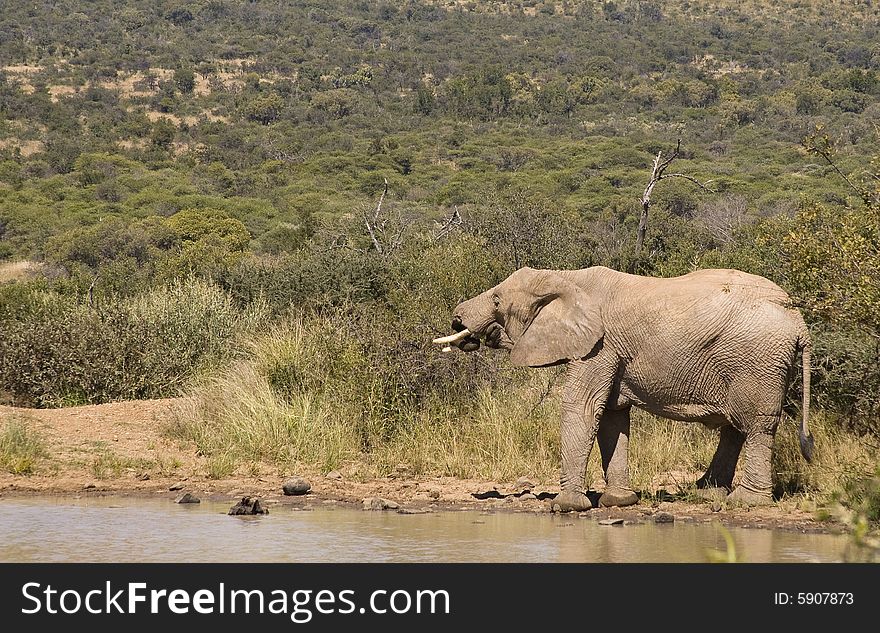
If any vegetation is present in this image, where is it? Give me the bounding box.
[0,1,878,517]
[0,417,46,475]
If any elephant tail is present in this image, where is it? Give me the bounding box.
[798,334,814,463]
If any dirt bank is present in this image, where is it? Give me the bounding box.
[0,399,841,534]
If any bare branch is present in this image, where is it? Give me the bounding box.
[87,273,100,308]
[658,173,716,193]
[364,178,388,255]
[807,143,875,206]
[434,206,463,240]
[635,138,713,263]
[655,138,681,174]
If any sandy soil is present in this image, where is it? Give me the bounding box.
[0,399,840,534]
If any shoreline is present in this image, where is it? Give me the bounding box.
[0,399,847,536]
[0,476,843,536]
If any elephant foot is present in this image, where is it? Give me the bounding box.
[599,487,638,507]
[727,486,772,507]
[552,490,593,513]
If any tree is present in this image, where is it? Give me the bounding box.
[636,140,714,260]
[150,119,177,149]
[242,93,285,124]
[174,67,196,94]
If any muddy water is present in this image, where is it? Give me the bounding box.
[0,497,846,563]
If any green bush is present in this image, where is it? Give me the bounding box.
[0,280,267,407]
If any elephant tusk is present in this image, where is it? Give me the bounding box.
[432,329,471,345]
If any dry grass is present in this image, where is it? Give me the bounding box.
[0,417,47,475]
[0,260,43,282]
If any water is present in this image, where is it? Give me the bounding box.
[0,496,847,563]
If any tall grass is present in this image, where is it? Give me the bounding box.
[168,313,560,480]
[0,417,47,474]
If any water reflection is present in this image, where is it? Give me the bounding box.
[0,497,846,563]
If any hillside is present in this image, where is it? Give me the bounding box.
[1,0,878,261]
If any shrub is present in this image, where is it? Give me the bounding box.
[0,280,267,406]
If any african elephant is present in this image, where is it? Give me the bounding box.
[433,266,813,511]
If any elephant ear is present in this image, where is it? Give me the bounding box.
[510,273,604,368]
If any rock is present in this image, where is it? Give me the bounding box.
[325,471,343,480]
[138,472,150,481]
[175,493,200,504]
[282,477,311,496]
[398,508,429,515]
[598,518,625,526]
[362,497,399,511]
[518,493,537,501]
[228,497,269,515]
[83,483,96,490]
[471,487,504,500]
[654,512,675,524]
[428,490,441,499]
[711,501,723,513]
[169,482,186,491]
[514,476,536,491]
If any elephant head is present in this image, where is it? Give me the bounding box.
[433,267,604,367]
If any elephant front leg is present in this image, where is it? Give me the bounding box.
[598,407,638,507]
[727,417,778,507]
[552,398,600,513]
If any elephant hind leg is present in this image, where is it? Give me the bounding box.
[727,415,779,507]
[696,424,745,491]
[597,407,638,507]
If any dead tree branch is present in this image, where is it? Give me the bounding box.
[364,178,388,254]
[363,178,410,257]
[434,206,463,240]
[636,139,715,260]
[804,133,877,207]
[87,273,100,308]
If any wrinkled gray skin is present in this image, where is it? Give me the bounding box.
[439,266,813,511]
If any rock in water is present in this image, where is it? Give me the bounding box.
[282,477,312,496]
[654,512,675,524]
[362,497,399,511]
[598,518,624,526]
[175,493,200,504]
[228,497,269,515]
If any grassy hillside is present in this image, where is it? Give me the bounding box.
[1,0,878,259]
